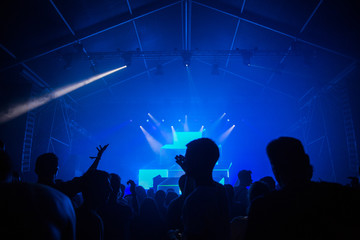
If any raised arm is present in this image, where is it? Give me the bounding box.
[84,144,109,176]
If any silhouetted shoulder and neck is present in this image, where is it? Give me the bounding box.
[177,138,230,240]
[246,137,360,240]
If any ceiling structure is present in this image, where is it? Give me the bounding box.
[1,0,359,105]
[1,0,359,182]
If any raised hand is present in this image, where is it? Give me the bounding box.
[175,154,188,173]
[89,144,109,160]
[84,144,109,176]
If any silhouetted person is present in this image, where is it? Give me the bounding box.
[99,173,133,240]
[167,174,196,234]
[176,138,230,240]
[246,137,360,240]
[147,187,155,198]
[35,144,108,198]
[76,170,112,240]
[259,176,276,191]
[224,184,246,218]
[234,170,252,211]
[247,181,269,211]
[1,149,76,240]
[0,149,11,183]
[165,191,178,206]
[132,197,167,240]
[155,189,167,219]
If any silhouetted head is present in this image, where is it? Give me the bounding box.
[259,176,276,191]
[136,186,147,204]
[35,153,59,180]
[82,170,112,209]
[110,173,121,194]
[266,137,313,187]
[248,181,270,203]
[165,191,178,206]
[184,138,220,179]
[237,170,253,187]
[147,188,155,198]
[155,189,166,206]
[0,151,12,182]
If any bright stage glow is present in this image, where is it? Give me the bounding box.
[0,65,127,124]
[200,125,204,132]
[184,115,189,132]
[219,124,235,143]
[171,125,178,143]
[210,112,227,130]
[140,126,162,153]
[148,113,160,126]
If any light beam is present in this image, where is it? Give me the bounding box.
[219,124,235,143]
[0,65,127,124]
[184,115,189,131]
[140,126,162,153]
[148,113,160,127]
[171,125,178,143]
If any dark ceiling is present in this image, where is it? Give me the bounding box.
[1,0,359,107]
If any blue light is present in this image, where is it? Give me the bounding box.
[139,169,168,189]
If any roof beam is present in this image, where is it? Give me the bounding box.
[0,44,78,104]
[193,0,356,61]
[49,0,96,72]
[183,0,192,51]
[1,0,181,71]
[264,0,323,86]
[126,0,151,79]
[195,58,296,99]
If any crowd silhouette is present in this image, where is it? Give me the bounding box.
[1,137,359,240]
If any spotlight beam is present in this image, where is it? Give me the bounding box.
[184,115,189,131]
[0,65,127,124]
[140,126,162,153]
[148,113,160,127]
[219,125,235,143]
[171,126,178,143]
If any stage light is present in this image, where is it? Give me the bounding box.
[161,119,165,122]
[0,65,127,124]
[146,119,149,122]
[184,115,189,132]
[219,124,235,143]
[148,113,160,127]
[200,125,204,132]
[178,119,181,122]
[171,125,178,143]
[182,52,191,67]
[227,119,230,122]
[140,126,162,153]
